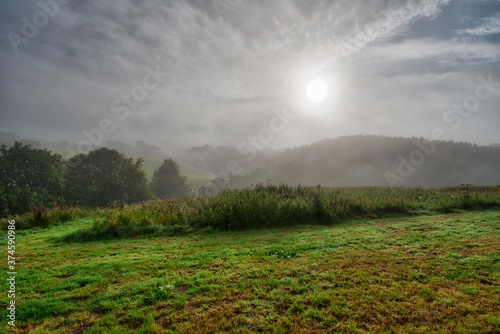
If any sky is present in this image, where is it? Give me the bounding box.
[0,0,499,156]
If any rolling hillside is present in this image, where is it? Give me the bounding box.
[182,135,500,188]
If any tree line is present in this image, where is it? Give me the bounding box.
[184,135,500,188]
[0,142,190,215]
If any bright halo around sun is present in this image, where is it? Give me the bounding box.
[306,79,329,104]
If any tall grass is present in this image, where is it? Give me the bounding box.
[1,206,92,230]
[62,200,194,242]
[58,185,500,242]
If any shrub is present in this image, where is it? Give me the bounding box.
[57,185,500,242]
[2,206,88,230]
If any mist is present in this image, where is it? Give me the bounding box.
[1,0,500,191]
[2,3,500,331]
[1,0,499,157]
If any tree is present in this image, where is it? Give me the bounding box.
[0,142,65,215]
[65,148,150,207]
[150,158,190,198]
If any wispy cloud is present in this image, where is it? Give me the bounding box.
[0,0,499,150]
[363,38,500,64]
[464,12,500,36]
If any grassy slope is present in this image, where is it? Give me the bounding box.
[177,163,214,189]
[2,211,500,333]
[141,159,213,189]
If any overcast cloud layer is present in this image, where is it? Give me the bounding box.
[0,0,499,155]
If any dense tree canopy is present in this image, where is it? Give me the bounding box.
[65,148,150,207]
[0,142,65,215]
[150,158,190,198]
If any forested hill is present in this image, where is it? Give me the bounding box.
[182,135,500,187]
[2,133,499,188]
[0,133,166,161]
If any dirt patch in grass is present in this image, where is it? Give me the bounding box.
[174,285,188,294]
[56,273,74,279]
[459,236,500,257]
[72,325,91,334]
[416,226,441,231]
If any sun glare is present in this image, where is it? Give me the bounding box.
[306,79,328,104]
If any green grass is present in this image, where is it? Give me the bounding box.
[177,163,214,190]
[1,186,499,333]
[1,209,500,333]
[140,159,163,181]
[52,185,500,242]
[2,206,94,230]
[141,159,214,189]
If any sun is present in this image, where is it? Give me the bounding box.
[306,79,328,104]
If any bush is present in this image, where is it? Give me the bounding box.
[60,200,193,242]
[2,206,88,230]
[57,185,500,242]
[190,187,316,230]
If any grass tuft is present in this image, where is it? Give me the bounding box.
[1,206,91,230]
[54,185,500,242]
[269,249,298,259]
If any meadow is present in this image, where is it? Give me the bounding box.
[140,159,214,190]
[1,186,499,333]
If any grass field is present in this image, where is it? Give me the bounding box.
[141,159,214,190]
[2,206,500,333]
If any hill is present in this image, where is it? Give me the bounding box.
[181,135,500,188]
[2,133,500,189]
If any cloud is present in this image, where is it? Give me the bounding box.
[0,0,499,151]
[464,12,500,36]
[361,38,500,65]
[43,0,455,100]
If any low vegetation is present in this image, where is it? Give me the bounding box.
[67,184,499,242]
[2,209,499,333]
[2,206,93,230]
[4,185,497,242]
[2,185,499,332]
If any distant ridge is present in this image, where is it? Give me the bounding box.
[2,133,499,187]
[0,133,167,160]
[182,135,500,187]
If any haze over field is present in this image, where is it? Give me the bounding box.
[2,3,500,332]
[1,0,499,159]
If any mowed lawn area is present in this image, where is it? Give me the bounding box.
[3,210,500,333]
